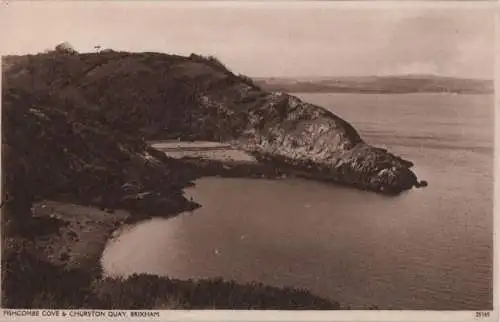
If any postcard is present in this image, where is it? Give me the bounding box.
[0,1,496,321]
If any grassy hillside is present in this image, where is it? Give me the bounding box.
[3,51,261,142]
[2,85,200,220]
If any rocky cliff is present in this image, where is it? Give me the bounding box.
[3,50,421,195]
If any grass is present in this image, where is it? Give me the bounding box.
[2,238,340,310]
[91,275,339,310]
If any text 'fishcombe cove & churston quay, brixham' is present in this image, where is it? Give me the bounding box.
[2,309,161,318]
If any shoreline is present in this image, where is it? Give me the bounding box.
[3,199,341,309]
[2,146,342,310]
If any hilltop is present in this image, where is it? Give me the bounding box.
[3,49,421,194]
[255,75,493,94]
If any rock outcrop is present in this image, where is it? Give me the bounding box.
[3,50,421,195]
[233,92,418,193]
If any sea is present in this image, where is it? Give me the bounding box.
[101,93,494,310]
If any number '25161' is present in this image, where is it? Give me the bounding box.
[475,312,491,319]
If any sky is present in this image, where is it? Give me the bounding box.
[0,1,495,79]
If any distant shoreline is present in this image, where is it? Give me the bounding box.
[286,90,492,95]
[255,75,493,95]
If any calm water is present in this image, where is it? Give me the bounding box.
[102,93,494,310]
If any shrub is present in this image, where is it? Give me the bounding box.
[238,74,260,89]
[189,53,230,72]
[54,42,78,55]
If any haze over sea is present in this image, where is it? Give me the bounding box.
[102,93,493,310]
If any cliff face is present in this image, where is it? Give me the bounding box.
[233,92,417,193]
[3,50,420,195]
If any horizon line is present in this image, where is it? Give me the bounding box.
[250,74,493,81]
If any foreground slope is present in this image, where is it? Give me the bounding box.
[4,50,421,193]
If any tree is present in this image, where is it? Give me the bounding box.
[54,42,78,54]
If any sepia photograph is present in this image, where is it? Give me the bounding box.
[0,0,495,317]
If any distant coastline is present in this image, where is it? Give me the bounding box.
[254,75,493,94]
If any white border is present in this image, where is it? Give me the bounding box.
[0,1,498,321]
[0,0,497,12]
[0,310,497,322]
